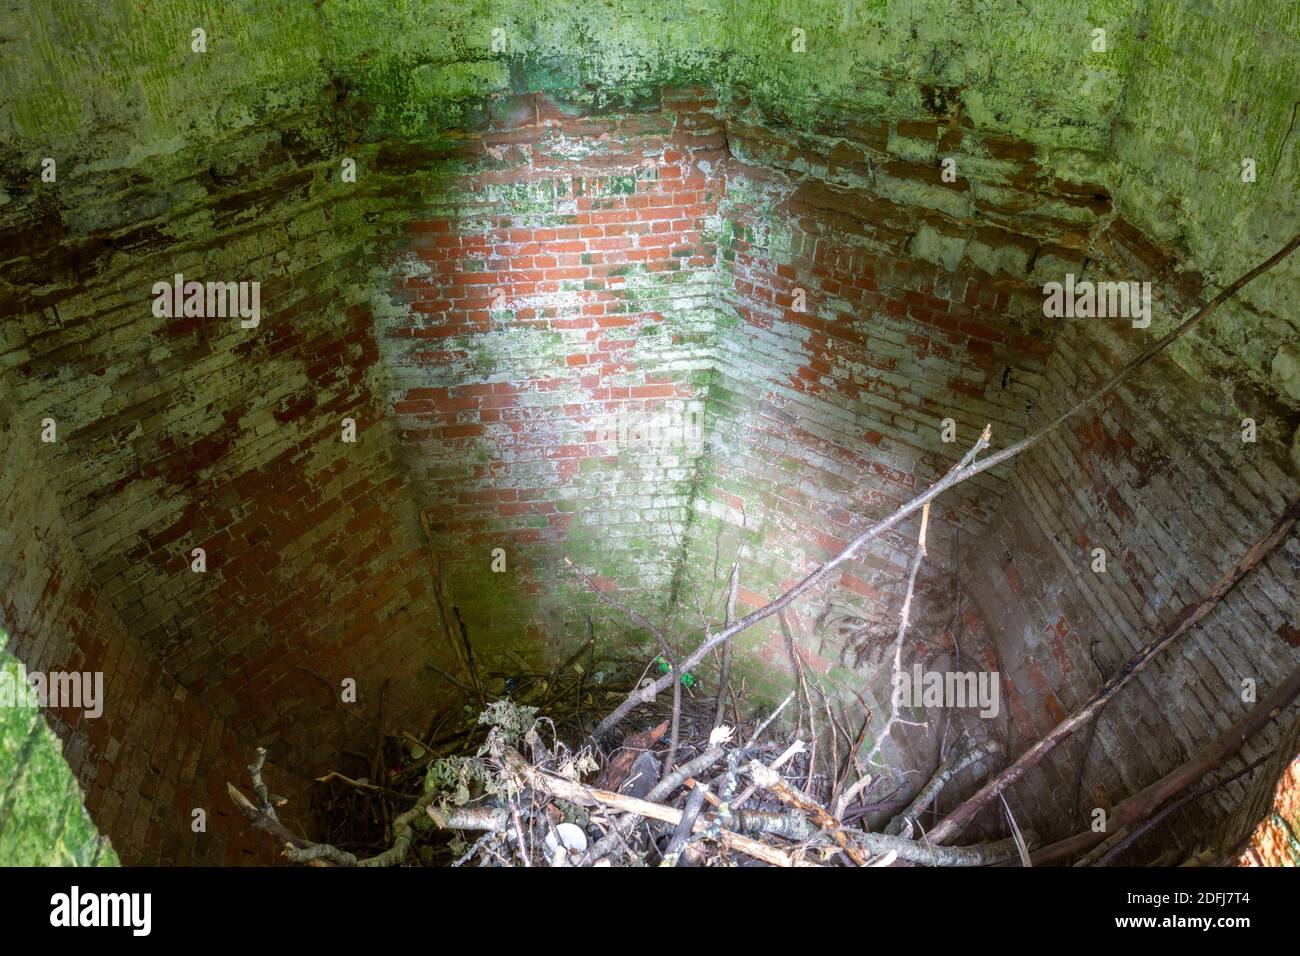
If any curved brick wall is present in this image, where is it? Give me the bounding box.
[959,225,1300,854]
[1,2,1296,867]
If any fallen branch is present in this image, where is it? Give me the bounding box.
[584,742,731,864]
[747,760,868,864]
[832,712,873,818]
[661,783,709,866]
[713,562,740,732]
[565,555,685,768]
[230,745,437,867]
[426,805,511,831]
[1080,752,1273,867]
[593,427,992,739]
[833,771,875,822]
[865,495,946,768]
[226,748,324,862]
[490,743,813,867]
[315,770,382,793]
[779,609,818,791]
[729,804,1034,866]
[419,510,484,705]
[929,495,1300,845]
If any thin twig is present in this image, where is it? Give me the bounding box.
[714,562,740,732]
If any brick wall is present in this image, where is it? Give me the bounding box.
[1,79,1293,865]
[1,372,310,864]
[0,107,446,788]
[377,89,727,669]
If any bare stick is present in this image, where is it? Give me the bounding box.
[426,805,511,831]
[596,424,989,741]
[662,784,709,866]
[822,687,843,808]
[713,562,739,732]
[736,775,1037,867]
[1082,752,1273,867]
[226,747,323,861]
[231,745,440,867]
[664,669,684,776]
[315,770,383,793]
[833,771,876,822]
[565,555,685,765]
[452,606,483,707]
[420,510,483,705]
[227,783,313,851]
[509,797,531,867]
[493,744,811,866]
[733,738,806,810]
[591,235,1299,740]
[865,497,939,768]
[930,496,1300,845]
[780,609,817,791]
[748,761,869,865]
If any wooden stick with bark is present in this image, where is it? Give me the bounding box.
[885,738,1002,836]
[419,510,484,705]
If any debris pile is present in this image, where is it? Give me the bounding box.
[229,649,1031,867]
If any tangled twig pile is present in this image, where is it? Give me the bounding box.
[231,684,1031,867]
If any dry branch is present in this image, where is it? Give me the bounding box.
[488,743,812,866]
[229,745,439,867]
[865,493,947,768]
[1080,752,1273,867]
[564,555,685,767]
[747,760,869,864]
[426,806,511,831]
[726,806,1034,866]
[714,562,740,732]
[885,738,1002,835]
[227,748,320,860]
[419,510,483,705]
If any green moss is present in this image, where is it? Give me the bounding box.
[1110,0,1299,336]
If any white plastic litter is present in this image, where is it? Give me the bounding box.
[544,822,588,866]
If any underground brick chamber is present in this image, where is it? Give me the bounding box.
[0,2,1297,868]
